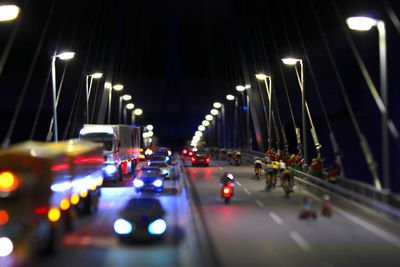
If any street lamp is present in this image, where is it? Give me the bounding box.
[236,84,251,150]
[213,102,222,109]
[0,5,20,21]
[226,94,235,101]
[85,72,103,123]
[146,124,154,131]
[210,109,219,116]
[347,16,388,190]
[256,73,273,150]
[107,83,124,123]
[198,125,206,132]
[131,108,143,124]
[118,94,131,123]
[202,120,210,127]
[51,51,75,142]
[205,114,213,121]
[282,57,308,167]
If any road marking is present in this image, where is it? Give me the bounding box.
[269,211,283,225]
[290,231,311,252]
[219,167,223,170]
[305,190,400,248]
[243,188,251,195]
[236,181,242,186]
[255,199,264,207]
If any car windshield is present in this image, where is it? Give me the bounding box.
[123,198,163,213]
[149,162,167,167]
[139,169,161,178]
[149,154,164,160]
[79,133,113,151]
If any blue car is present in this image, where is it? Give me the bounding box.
[113,198,167,242]
[133,167,164,193]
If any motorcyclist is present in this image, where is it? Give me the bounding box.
[220,172,235,187]
[234,151,242,165]
[254,158,263,177]
[264,159,275,190]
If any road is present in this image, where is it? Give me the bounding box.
[183,157,400,267]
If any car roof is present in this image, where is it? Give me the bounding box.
[121,198,165,217]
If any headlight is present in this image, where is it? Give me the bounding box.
[0,237,13,257]
[133,179,144,188]
[148,219,167,235]
[165,156,170,161]
[105,165,117,175]
[162,169,168,175]
[153,179,163,187]
[113,219,133,235]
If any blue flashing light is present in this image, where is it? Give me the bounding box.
[153,179,163,187]
[134,179,144,188]
[148,219,167,235]
[114,218,133,235]
[242,106,248,111]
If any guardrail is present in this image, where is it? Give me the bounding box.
[239,150,400,216]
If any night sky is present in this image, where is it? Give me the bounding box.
[0,0,399,192]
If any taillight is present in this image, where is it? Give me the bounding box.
[0,210,9,226]
[222,186,232,197]
[188,152,193,156]
[191,157,196,162]
[34,205,48,215]
[206,158,210,162]
[182,149,188,155]
[0,171,19,192]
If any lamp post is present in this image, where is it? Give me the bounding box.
[125,103,134,124]
[107,83,123,123]
[131,108,143,124]
[236,85,251,150]
[51,51,75,142]
[0,5,20,21]
[255,74,273,150]
[282,57,308,167]
[226,94,235,148]
[118,94,132,123]
[347,16,389,190]
[85,72,103,123]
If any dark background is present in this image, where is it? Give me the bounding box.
[0,0,399,192]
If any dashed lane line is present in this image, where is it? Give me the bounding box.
[255,199,264,208]
[243,188,252,195]
[290,231,311,252]
[269,211,283,225]
[236,181,242,186]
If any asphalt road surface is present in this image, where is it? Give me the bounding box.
[183,157,400,267]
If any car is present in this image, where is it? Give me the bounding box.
[147,160,172,179]
[148,153,166,162]
[191,153,210,167]
[133,167,164,193]
[113,198,167,242]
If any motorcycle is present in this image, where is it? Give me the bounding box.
[221,183,234,204]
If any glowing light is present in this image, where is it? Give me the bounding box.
[90,185,97,191]
[282,58,301,65]
[192,136,200,142]
[70,195,80,205]
[211,109,219,115]
[193,147,198,152]
[80,191,88,198]
[146,125,154,131]
[205,114,213,121]
[226,94,235,101]
[0,5,20,21]
[60,199,70,211]
[114,218,133,235]
[0,210,9,226]
[74,156,105,164]
[57,52,75,60]
[255,73,267,80]
[91,72,103,79]
[133,179,144,188]
[0,171,15,190]
[51,181,71,192]
[113,84,124,91]
[147,131,154,137]
[50,163,70,171]
[198,125,206,132]
[97,180,103,186]
[148,219,167,235]
[48,208,61,222]
[34,206,48,215]
[126,103,134,110]
[346,16,377,31]
[195,131,203,137]
[236,85,245,91]
[80,126,114,135]
[122,94,132,101]
[0,237,13,257]
[133,108,143,116]
[105,165,117,175]
[213,102,222,109]
[153,179,163,187]
[105,82,112,89]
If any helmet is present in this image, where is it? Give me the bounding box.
[227,173,234,179]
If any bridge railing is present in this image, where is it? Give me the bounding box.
[240,150,400,217]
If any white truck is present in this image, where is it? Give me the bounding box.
[79,124,141,182]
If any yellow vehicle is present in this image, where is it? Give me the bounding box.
[0,140,104,264]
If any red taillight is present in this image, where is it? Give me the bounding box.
[206,158,210,162]
[50,163,70,171]
[182,149,188,155]
[191,157,196,162]
[188,151,193,156]
[34,206,48,215]
[222,186,232,197]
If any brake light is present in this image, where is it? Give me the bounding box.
[188,151,193,156]
[0,171,19,192]
[182,149,187,155]
[50,163,69,171]
[0,210,9,226]
[191,157,196,162]
[222,186,232,197]
[206,158,210,162]
[74,156,105,164]
[34,205,48,215]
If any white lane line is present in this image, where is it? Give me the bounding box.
[236,181,242,186]
[219,167,223,170]
[255,199,264,208]
[269,211,283,225]
[305,190,400,248]
[290,231,311,252]
[243,188,252,195]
